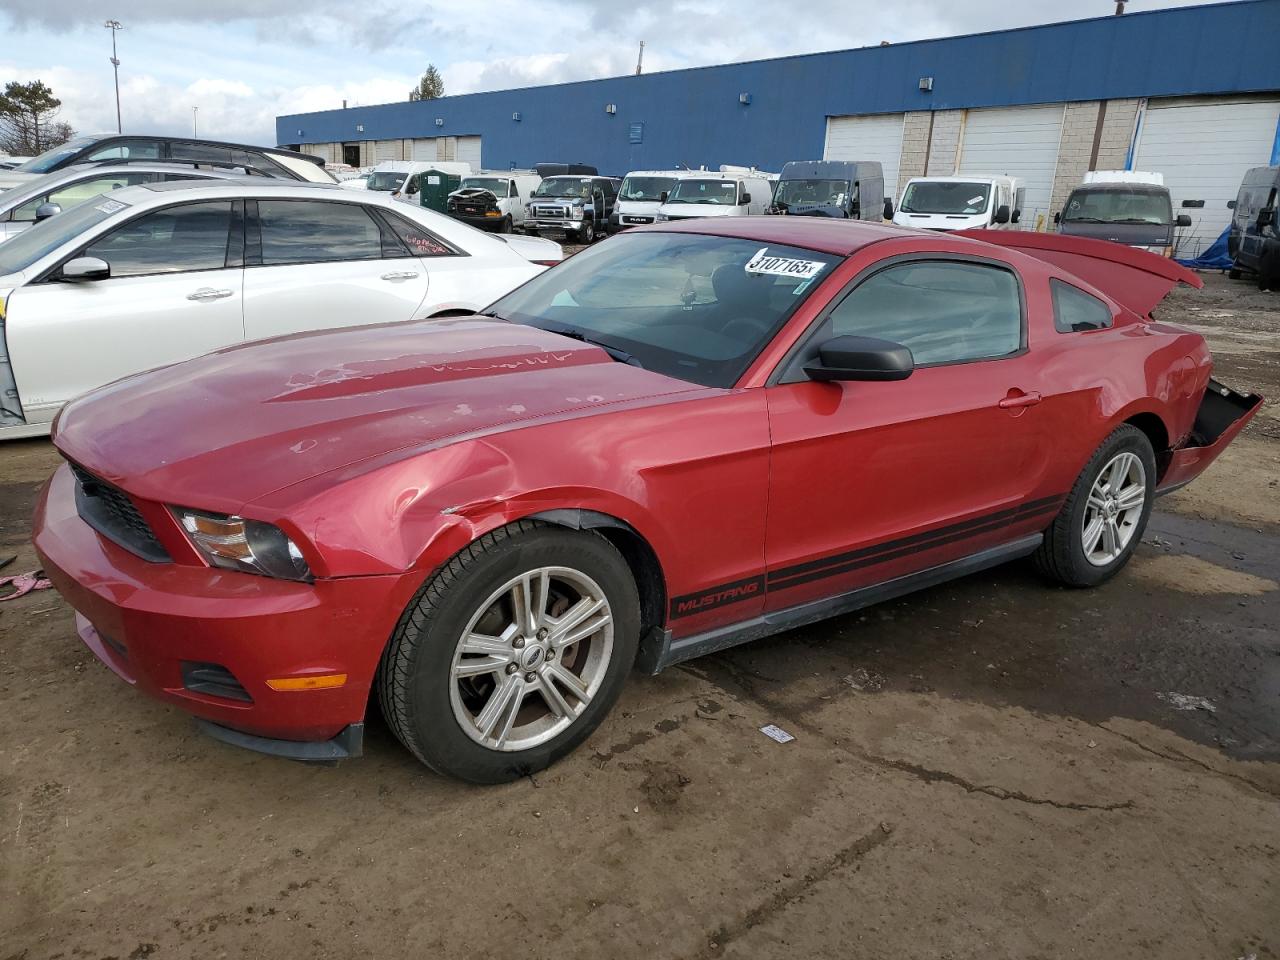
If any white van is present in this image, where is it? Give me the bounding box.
[446,171,542,233]
[365,160,475,204]
[613,169,698,228]
[892,175,1024,231]
[657,167,774,221]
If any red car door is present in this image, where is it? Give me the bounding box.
[763,257,1058,612]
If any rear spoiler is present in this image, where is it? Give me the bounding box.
[956,230,1203,318]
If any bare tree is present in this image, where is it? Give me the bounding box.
[0,80,75,156]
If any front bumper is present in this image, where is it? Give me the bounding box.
[527,218,584,234]
[450,211,507,231]
[33,464,414,751]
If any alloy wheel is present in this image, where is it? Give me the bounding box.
[1081,451,1147,566]
[449,566,614,751]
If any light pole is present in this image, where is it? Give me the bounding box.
[104,20,122,134]
[193,106,198,137]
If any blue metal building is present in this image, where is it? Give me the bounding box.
[278,0,1280,254]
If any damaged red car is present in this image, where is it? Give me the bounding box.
[33,218,1261,782]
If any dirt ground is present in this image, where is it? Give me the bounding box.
[1,273,1277,959]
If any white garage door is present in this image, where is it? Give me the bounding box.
[373,139,401,162]
[958,105,1065,230]
[411,137,437,162]
[823,114,905,200]
[457,136,482,171]
[1133,98,1280,258]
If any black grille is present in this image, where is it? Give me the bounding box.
[70,463,172,563]
[182,662,253,702]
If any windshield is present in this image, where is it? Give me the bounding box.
[14,136,103,174]
[533,178,591,199]
[774,179,850,208]
[1062,187,1172,225]
[0,196,125,276]
[366,171,407,192]
[620,176,678,202]
[665,180,738,205]
[460,177,511,196]
[484,232,840,388]
[900,181,992,215]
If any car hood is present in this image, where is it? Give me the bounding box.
[0,172,37,191]
[53,318,703,510]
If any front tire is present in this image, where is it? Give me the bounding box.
[499,216,512,234]
[576,219,595,244]
[1034,425,1156,588]
[377,520,640,783]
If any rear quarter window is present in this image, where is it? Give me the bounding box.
[1051,279,1114,333]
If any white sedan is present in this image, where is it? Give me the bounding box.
[0,181,561,439]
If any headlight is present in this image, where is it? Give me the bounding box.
[173,508,312,581]
[570,206,584,220]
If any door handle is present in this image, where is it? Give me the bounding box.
[998,390,1042,409]
[187,287,234,302]
[381,271,420,281]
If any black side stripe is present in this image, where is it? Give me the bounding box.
[767,499,1061,592]
[666,493,1065,620]
[767,494,1064,589]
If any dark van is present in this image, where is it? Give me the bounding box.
[1228,165,1280,290]
[769,160,890,220]
[1054,171,1190,256]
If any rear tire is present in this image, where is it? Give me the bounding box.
[1034,425,1156,588]
[377,520,640,783]
[1228,268,1242,280]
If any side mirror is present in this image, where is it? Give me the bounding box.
[883,198,894,220]
[60,256,111,282]
[1259,208,1276,228]
[659,190,668,203]
[34,202,62,222]
[993,204,1011,225]
[804,335,914,382]
[1011,208,1022,224]
[740,192,751,204]
[1053,211,1062,225]
[1176,213,1192,227]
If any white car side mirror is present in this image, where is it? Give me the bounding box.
[61,256,111,281]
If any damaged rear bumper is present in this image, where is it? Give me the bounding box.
[1157,379,1263,495]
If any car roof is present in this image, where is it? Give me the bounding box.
[644,217,916,255]
[139,179,342,195]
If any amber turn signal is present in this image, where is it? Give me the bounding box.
[266,674,347,692]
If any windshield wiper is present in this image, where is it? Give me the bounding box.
[545,324,643,367]
[1063,217,1107,223]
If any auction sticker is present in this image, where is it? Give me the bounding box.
[94,198,128,215]
[746,247,826,280]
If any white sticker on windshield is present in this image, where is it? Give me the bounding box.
[94,198,128,215]
[967,195,985,205]
[745,247,827,280]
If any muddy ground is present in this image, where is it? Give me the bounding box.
[1,273,1277,959]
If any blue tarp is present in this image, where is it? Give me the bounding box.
[1177,227,1232,270]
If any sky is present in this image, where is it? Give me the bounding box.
[0,0,1219,148]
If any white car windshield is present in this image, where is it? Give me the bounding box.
[619,176,677,202]
[666,180,738,205]
[461,178,512,195]
[900,181,992,215]
[366,172,407,191]
[0,198,126,276]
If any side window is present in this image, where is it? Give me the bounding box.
[258,200,385,265]
[822,260,1022,366]
[381,210,460,258]
[1051,279,1114,333]
[169,141,235,165]
[82,201,233,277]
[12,173,153,222]
[85,139,162,162]
[404,174,421,196]
[509,181,518,198]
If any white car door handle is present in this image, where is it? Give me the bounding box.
[381,271,420,281]
[187,287,234,302]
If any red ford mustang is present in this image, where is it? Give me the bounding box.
[33,219,1261,782]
